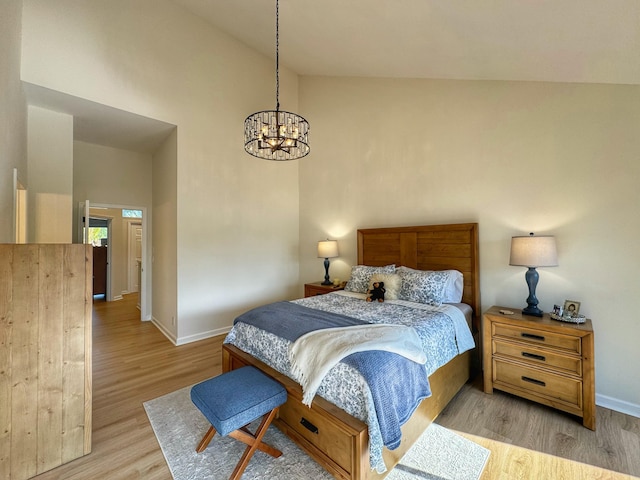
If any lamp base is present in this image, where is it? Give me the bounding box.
[521,267,544,317]
[322,258,332,285]
[522,306,544,317]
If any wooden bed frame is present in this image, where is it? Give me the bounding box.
[222,223,480,479]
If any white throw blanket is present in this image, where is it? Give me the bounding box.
[289,324,427,406]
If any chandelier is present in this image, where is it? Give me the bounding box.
[244,0,310,160]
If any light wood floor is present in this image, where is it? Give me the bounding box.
[32,294,639,479]
[439,381,640,479]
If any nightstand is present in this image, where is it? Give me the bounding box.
[304,282,344,298]
[482,306,595,430]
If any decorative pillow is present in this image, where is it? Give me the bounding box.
[396,267,452,306]
[443,270,464,303]
[344,264,396,294]
[396,266,464,303]
[368,273,401,300]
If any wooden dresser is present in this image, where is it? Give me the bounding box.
[482,306,595,430]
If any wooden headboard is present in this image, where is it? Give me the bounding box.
[357,223,480,330]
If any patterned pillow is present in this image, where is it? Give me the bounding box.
[344,264,396,294]
[396,266,464,303]
[397,268,450,306]
[368,273,401,300]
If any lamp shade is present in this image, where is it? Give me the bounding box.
[317,240,339,259]
[509,235,558,268]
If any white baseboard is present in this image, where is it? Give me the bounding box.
[113,294,123,301]
[151,317,178,345]
[150,318,230,346]
[150,316,231,346]
[176,326,231,346]
[597,393,640,419]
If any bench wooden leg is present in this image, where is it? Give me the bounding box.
[229,407,279,480]
[228,428,282,458]
[195,425,216,453]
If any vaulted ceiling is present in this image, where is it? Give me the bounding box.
[173,0,640,85]
[24,1,640,154]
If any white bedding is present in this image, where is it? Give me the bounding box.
[290,323,427,406]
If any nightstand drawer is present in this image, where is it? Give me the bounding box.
[493,359,582,408]
[493,323,581,354]
[493,339,582,376]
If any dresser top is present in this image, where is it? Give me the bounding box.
[484,305,593,334]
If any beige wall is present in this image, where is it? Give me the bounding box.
[152,129,178,340]
[298,76,640,414]
[27,105,73,243]
[21,0,301,343]
[73,141,153,213]
[0,0,27,243]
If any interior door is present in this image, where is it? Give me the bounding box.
[128,222,142,293]
[92,246,108,295]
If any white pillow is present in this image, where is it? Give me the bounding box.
[396,266,464,304]
[344,264,396,294]
[445,270,464,303]
[368,273,401,300]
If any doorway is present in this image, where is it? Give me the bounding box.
[79,201,150,320]
[87,216,112,301]
[128,221,142,308]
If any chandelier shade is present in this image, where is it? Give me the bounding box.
[244,0,310,161]
[244,109,310,160]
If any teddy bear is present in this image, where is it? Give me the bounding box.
[366,281,386,303]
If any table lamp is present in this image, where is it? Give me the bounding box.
[509,233,558,317]
[317,240,339,285]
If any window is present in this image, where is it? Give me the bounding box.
[122,209,142,218]
[88,227,107,246]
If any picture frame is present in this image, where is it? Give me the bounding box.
[563,300,581,317]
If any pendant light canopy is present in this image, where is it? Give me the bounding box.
[244,0,310,161]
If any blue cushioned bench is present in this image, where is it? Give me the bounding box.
[191,366,287,480]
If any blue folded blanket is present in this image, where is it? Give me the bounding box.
[234,301,432,450]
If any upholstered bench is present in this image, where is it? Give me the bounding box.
[190,366,287,480]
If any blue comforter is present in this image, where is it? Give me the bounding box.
[234,301,432,450]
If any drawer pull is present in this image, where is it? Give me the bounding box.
[522,352,546,362]
[300,417,319,434]
[522,376,546,387]
[521,332,545,341]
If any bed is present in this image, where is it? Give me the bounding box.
[222,223,480,480]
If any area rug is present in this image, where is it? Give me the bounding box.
[144,386,490,480]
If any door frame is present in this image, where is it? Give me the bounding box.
[79,201,150,321]
[127,221,142,295]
